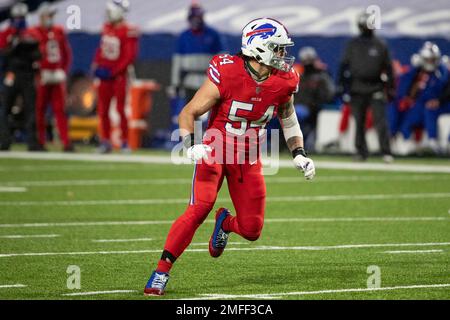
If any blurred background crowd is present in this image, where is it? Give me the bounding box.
[0,0,449,159]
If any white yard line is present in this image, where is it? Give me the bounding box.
[0,165,151,172]
[1,192,449,206]
[62,290,137,296]
[190,283,450,300]
[0,234,59,239]
[59,283,450,299]
[0,216,447,229]
[383,249,444,254]
[0,179,191,187]
[92,238,153,243]
[264,217,449,222]
[190,242,247,246]
[1,151,449,173]
[1,242,450,258]
[1,175,447,188]
[0,284,27,289]
[0,187,26,193]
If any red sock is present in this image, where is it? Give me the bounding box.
[222,214,239,234]
[156,259,173,274]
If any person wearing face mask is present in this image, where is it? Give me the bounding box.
[337,12,394,163]
[294,47,335,151]
[170,2,225,105]
[0,2,41,151]
[91,0,139,154]
[32,2,73,152]
[394,42,449,154]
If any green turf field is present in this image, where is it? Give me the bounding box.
[0,152,449,300]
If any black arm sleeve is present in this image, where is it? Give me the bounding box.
[337,42,351,94]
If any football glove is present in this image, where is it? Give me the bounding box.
[183,134,212,162]
[292,147,315,180]
[186,144,212,162]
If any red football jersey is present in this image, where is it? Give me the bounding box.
[31,25,72,72]
[204,54,299,156]
[93,22,139,76]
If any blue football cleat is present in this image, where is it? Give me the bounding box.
[144,271,170,296]
[209,208,230,258]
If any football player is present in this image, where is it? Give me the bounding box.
[144,18,315,296]
[33,2,73,152]
[395,42,449,154]
[92,0,139,153]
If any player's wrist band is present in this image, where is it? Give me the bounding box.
[292,147,307,158]
[183,134,195,149]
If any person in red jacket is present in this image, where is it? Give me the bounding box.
[33,2,73,152]
[92,0,139,153]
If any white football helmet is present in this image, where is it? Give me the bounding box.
[418,41,441,72]
[38,2,57,28]
[10,2,28,18]
[106,0,130,23]
[241,18,295,72]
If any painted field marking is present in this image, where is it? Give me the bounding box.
[0,192,449,206]
[0,234,59,239]
[0,165,155,172]
[190,283,450,300]
[1,151,450,173]
[1,178,191,187]
[58,283,450,299]
[0,216,447,229]
[0,284,27,289]
[1,175,447,188]
[383,249,444,254]
[190,242,247,246]
[0,187,26,193]
[92,238,153,243]
[62,290,137,296]
[1,242,450,258]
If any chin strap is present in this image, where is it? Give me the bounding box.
[245,60,270,81]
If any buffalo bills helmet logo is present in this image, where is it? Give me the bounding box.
[246,23,277,45]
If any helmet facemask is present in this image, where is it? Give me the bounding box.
[267,42,295,72]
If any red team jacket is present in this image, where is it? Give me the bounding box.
[93,22,139,77]
[31,25,72,72]
[205,54,299,158]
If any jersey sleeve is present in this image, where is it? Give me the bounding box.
[206,54,225,96]
[280,68,300,104]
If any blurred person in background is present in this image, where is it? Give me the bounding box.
[430,65,450,153]
[393,42,449,155]
[33,2,73,152]
[92,0,139,153]
[0,2,41,151]
[170,1,225,104]
[387,59,412,144]
[337,12,395,163]
[294,46,335,151]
